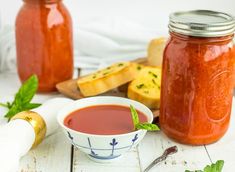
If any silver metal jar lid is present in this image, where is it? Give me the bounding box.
[169,10,235,37]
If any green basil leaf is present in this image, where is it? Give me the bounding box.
[204,160,224,172]
[7,102,13,109]
[185,160,224,172]
[0,102,8,108]
[203,166,212,172]
[215,160,224,171]
[4,104,21,119]
[14,75,38,106]
[130,105,140,127]
[136,123,160,131]
[3,75,41,121]
[129,105,160,131]
[23,103,41,110]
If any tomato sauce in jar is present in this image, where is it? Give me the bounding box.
[160,10,235,145]
[15,0,73,92]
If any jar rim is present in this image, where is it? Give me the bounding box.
[169,10,235,37]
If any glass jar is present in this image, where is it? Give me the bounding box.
[15,0,73,92]
[160,10,235,145]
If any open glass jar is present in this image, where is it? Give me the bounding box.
[15,0,74,92]
[160,10,235,145]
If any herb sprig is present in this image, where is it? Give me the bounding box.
[185,160,224,172]
[0,75,41,121]
[130,105,160,131]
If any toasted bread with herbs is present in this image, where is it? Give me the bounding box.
[117,63,145,93]
[77,62,136,96]
[147,37,167,67]
[127,67,161,109]
[132,63,145,76]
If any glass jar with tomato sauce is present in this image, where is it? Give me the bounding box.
[160,10,235,145]
[15,0,73,92]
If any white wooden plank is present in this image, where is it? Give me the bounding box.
[205,98,235,172]
[73,147,141,172]
[18,130,71,172]
[138,132,211,172]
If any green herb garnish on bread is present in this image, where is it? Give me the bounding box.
[77,62,137,97]
[128,67,161,109]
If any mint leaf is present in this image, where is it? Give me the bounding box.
[129,105,160,131]
[185,160,224,172]
[130,105,140,127]
[136,123,160,131]
[2,75,41,121]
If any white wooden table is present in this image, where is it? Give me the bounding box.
[0,72,234,172]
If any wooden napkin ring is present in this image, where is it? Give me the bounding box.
[11,111,47,149]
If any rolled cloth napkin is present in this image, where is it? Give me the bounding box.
[0,97,73,172]
[0,17,163,72]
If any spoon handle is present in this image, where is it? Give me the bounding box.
[143,146,178,172]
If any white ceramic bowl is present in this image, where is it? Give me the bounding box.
[57,96,153,163]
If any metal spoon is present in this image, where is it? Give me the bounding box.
[143,146,178,172]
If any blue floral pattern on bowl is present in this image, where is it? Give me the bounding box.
[67,131,140,160]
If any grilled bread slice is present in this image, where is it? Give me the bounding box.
[77,62,136,96]
[127,67,161,109]
[147,37,167,67]
[117,63,145,93]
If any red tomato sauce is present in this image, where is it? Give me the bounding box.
[160,32,235,145]
[64,105,148,135]
[15,0,73,92]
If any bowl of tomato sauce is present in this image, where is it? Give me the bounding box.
[57,96,153,162]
